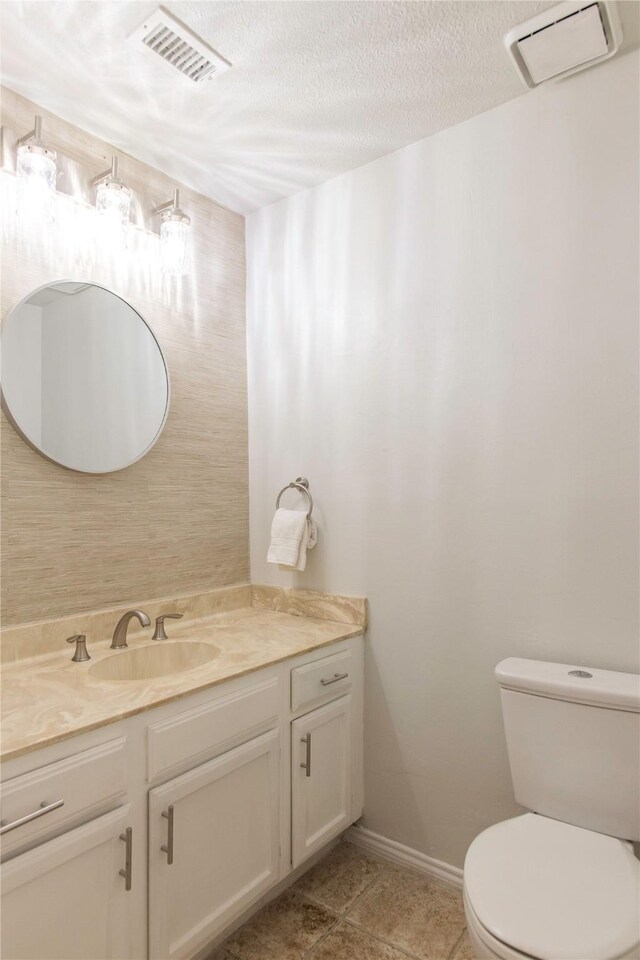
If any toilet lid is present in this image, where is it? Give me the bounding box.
[464,814,640,960]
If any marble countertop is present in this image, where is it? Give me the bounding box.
[1,606,364,762]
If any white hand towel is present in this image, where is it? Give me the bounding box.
[294,515,317,571]
[267,509,317,570]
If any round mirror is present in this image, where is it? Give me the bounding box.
[1,281,169,473]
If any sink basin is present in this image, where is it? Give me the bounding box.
[89,641,219,682]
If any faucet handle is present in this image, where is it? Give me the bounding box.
[152,614,183,641]
[66,634,90,662]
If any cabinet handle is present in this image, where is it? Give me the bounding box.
[320,672,349,686]
[161,805,174,865]
[300,733,312,777]
[119,827,133,891]
[0,799,64,835]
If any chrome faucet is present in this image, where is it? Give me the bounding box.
[111,609,150,649]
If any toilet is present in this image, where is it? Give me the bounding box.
[463,658,640,960]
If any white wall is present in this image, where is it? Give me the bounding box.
[247,52,640,868]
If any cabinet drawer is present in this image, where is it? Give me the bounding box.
[147,676,280,782]
[291,649,353,713]
[0,738,127,857]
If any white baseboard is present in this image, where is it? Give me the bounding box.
[345,824,463,889]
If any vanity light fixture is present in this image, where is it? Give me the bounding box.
[91,156,132,245]
[155,188,191,277]
[16,115,57,224]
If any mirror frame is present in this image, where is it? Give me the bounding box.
[1,279,171,474]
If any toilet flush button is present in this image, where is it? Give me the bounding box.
[568,669,593,678]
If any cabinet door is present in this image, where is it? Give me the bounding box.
[149,729,280,960]
[1,806,134,960]
[291,695,352,868]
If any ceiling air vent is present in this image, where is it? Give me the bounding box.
[504,0,622,88]
[130,7,231,83]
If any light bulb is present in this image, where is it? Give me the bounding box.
[16,143,57,225]
[160,212,190,277]
[96,179,131,248]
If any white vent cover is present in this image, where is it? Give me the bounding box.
[504,0,622,88]
[130,7,231,83]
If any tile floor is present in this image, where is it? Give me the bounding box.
[211,841,477,960]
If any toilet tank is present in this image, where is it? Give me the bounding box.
[496,658,640,841]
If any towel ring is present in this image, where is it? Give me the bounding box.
[275,477,313,519]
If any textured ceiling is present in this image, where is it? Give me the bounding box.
[1,1,637,214]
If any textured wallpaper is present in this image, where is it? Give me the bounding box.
[1,87,249,625]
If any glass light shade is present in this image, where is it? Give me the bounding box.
[160,213,190,277]
[16,144,57,224]
[96,180,131,247]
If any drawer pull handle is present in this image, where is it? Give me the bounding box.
[119,827,133,891]
[300,733,312,777]
[320,672,349,686]
[0,799,64,835]
[161,805,174,865]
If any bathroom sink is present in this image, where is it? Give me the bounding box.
[89,641,219,682]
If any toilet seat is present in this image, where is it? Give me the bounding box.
[464,889,536,959]
[463,814,640,960]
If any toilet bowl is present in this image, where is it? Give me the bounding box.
[463,814,640,960]
[463,659,640,960]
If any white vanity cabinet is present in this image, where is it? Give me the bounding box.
[291,696,352,868]
[289,646,360,869]
[0,634,363,960]
[0,732,141,960]
[1,806,135,960]
[148,730,280,960]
